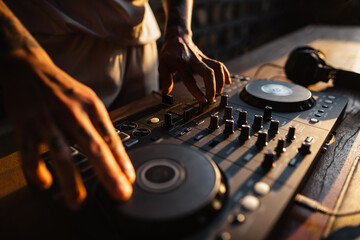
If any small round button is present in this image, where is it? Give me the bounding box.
[149,117,160,124]
[324,99,333,104]
[241,195,260,211]
[310,118,319,123]
[254,182,270,195]
[327,95,336,100]
[217,232,231,240]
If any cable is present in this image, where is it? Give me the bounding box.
[254,63,284,78]
[295,193,360,217]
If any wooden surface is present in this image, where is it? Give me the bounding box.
[1,25,360,239]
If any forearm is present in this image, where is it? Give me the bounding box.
[162,0,193,38]
[0,1,41,54]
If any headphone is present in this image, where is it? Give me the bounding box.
[285,46,360,89]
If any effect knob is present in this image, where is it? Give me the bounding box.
[208,114,219,131]
[220,94,229,108]
[261,151,275,172]
[287,126,296,140]
[275,138,286,155]
[223,119,235,136]
[256,130,268,148]
[239,125,251,141]
[252,115,263,132]
[163,112,174,128]
[298,142,311,155]
[268,120,279,135]
[263,106,272,122]
[237,110,248,126]
[223,106,233,121]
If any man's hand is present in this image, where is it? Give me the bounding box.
[160,0,231,103]
[1,48,135,210]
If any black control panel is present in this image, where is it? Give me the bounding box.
[44,75,348,240]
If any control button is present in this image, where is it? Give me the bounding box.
[315,113,322,117]
[256,130,268,148]
[228,213,246,225]
[252,115,263,132]
[124,139,139,148]
[209,140,220,148]
[305,136,313,143]
[237,110,248,125]
[163,112,174,128]
[241,195,260,211]
[322,105,329,108]
[268,120,279,135]
[239,125,251,141]
[149,117,160,124]
[275,138,286,155]
[289,158,297,166]
[223,106,233,121]
[263,106,272,122]
[118,131,130,142]
[209,114,219,131]
[133,128,151,137]
[242,153,254,162]
[162,94,174,104]
[310,118,319,123]
[254,182,270,195]
[217,232,231,240]
[318,109,325,113]
[324,99,333,104]
[194,134,205,141]
[120,122,137,131]
[184,107,195,122]
[261,150,275,171]
[184,127,192,133]
[298,142,311,155]
[220,94,229,107]
[327,95,336,100]
[286,126,296,140]
[223,119,235,136]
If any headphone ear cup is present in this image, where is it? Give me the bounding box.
[285,46,324,87]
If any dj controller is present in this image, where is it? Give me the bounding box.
[44,75,348,240]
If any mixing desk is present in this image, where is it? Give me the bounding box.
[42,75,348,240]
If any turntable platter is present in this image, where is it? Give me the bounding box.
[240,79,315,111]
[106,144,227,236]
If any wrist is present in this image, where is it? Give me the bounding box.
[164,25,192,41]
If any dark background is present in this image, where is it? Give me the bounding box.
[1,0,360,119]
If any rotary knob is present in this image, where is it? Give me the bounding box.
[208,114,219,131]
[237,110,248,126]
[263,106,272,122]
[256,130,268,148]
[220,94,229,108]
[223,106,233,121]
[275,138,286,155]
[298,142,311,155]
[252,115,263,132]
[287,126,296,140]
[239,125,251,142]
[268,120,279,135]
[261,151,275,172]
[223,119,235,136]
[163,112,174,128]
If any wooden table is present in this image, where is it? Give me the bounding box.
[1,25,360,239]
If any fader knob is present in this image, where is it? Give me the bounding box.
[261,151,275,172]
[298,142,311,155]
[287,126,296,140]
[163,112,174,128]
[256,130,268,148]
[252,115,263,132]
[239,125,250,141]
[223,119,235,136]
[268,120,279,135]
[237,110,248,126]
[275,138,286,155]
[208,114,219,131]
[223,106,233,121]
[263,106,272,122]
[220,94,229,107]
